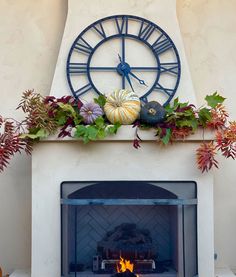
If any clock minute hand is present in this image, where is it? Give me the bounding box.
[129,71,148,87]
[124,71,134,92]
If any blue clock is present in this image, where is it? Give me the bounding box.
[66,15,181,106]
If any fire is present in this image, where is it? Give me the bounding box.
[117,256,134,273]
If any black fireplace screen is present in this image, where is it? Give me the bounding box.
[61,181,198,277]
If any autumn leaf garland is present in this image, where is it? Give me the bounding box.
[133,92,236,172]
[0,90,235,173]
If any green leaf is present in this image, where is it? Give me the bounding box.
[74,125,100,143]
[94,94,106,107]
[190,119,198,130]
[20,133,39,139]
[97,128,106,139]
[82,135,90,144]
[106,122,121,135]
[161,128,171,145]
[74,125,87,137]
[94,116,105,128]
[198,108,212,126]
[56,114,67,125]
[20,128,49,139]
[205,92,225,108]
[178,102,189,108]
[36,128,49,138]
[57,103,76,114]
[182,109,195,117]
[74,116,83,125]
[177,120,192,128]
[173,97,179,109]
[87,126,99,140]
[177,118,198,130]
[164,104,174,114]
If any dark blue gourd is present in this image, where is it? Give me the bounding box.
[140,101,166,125]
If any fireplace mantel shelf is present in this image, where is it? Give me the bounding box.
[41,126,215,142]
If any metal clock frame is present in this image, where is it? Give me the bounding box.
[66,14,181,106]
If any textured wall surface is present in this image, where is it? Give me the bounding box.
[0,0,67,275]
[177,0,236,272]
[0,0,236,275]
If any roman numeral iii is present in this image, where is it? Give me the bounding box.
[68,63,87,74]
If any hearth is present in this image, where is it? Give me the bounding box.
[61,181,198,277]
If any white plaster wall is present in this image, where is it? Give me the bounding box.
[176,0,236,272]
[50,0,196,106]
[31,141,214,277]
[0,0,236,275]
[0,0,67,275]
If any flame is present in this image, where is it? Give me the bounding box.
[117,256,134,273]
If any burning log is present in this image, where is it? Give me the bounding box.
[113,257,137,277]
[112,270,137,277]
[97,223,154,260]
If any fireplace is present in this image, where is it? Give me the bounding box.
[61,181,197,277]
[30,0,215,276]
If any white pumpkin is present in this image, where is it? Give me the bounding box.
[104,90,141,125]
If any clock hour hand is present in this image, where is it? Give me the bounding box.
[129,71,148,87]
[118,53,123,63]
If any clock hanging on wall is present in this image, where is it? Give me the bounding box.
[66,15,181,106]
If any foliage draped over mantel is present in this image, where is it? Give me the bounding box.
[0,90,235,173]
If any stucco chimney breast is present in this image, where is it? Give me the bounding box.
[31,1,214,277]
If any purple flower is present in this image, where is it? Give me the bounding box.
[79,102,103,124]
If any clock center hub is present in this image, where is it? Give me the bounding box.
[116,62,131,76]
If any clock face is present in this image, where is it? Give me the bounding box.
[66,15,181,106]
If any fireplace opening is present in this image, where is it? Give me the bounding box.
[61,181,198,277]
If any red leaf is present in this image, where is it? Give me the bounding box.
[0,116,32,172]
[171,127,192,140]
[207,104,229,129]
[196,142,218,172]
[215,122,236,159]
[133,139,141,149]
[77,99,83,109]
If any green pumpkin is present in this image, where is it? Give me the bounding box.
[140,101,166,125]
